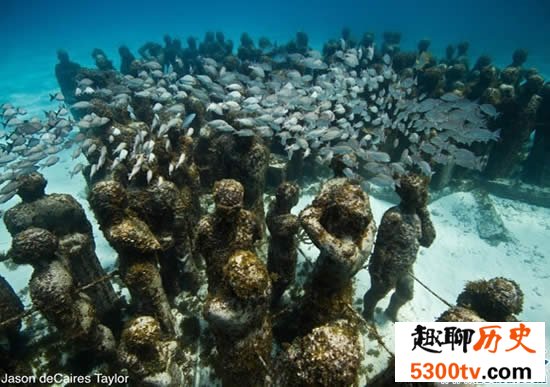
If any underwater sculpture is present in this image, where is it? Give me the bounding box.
[89,180,175,335]
[266,181,301,306]
[480,49,544,180]
[522,81,550,186]
[237,32,262,62]
[161,35,178,72]
[436,305,487,322]
[114,146,204,300]
[91,48,115,71]
[382,31,402,54]
[0,273,24,364]
[9,227,116,358]
[203,249,272,387]
[275,177,376,354]
[212,133,269,234]
[0,275,29,379]
[117,315,187,386]
[118,45,137,76]
[3,172,120,325]
[196,181,270,385]
[138,41,165,64]
[300,178,377,291]
[195,179,262,293]
[440,276,524,322]
[275,319,362,387]
[74,88,202,294]
[42,24,505,204]
[54,49,81,105]
[198,31,234,63]
[126,177,200,300]
[363,173,436,321]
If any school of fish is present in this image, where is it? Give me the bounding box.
[0,42,500,203]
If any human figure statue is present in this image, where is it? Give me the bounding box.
[0,273,24,363]
[363,173,436,322]
[89,180,175,335]
[275,319,362,387]
[212,134,269,236]
[300,178,377,291]
[440,277,524,322]
[163,34,183,72]
[275,178,376,340]
[117,316,186,386]
[118,45,136,75]
[266,182,300,306]
[54,50,81,104]
[9,228,115,358]
[138,41,164,65]
[4,172,120,326]
[92,48,115,71]
[195,179,262,293]
[203,250,272,387]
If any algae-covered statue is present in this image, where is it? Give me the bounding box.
[118,45,137,76]
[91,48,115,71]
[9,227,116,358]
[266,182,300,306]
[212,134,269,235]
[195,179,262,293]
[203,250,272,387]
[275,319,362,387]
[89,180,175,335]
[275,178,375,342]
[456,277,523,321]
[54,49,80,104]
[438,277,523,322]
[363,173,436,321]
[4,172,120,326]
[117,316,186,386]
[0,273,24,370]
[300,177,377,291]
[198,181,270,385]
[127,179,198,300]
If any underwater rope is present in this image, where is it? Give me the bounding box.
[407,270,453,308]
[0,268,452,357]
[298,229,314,245]
[344,303,394,358]
[0,270,119,330]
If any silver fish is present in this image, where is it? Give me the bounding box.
[0,180,19,195]
[70,163,84,178]
[182,113,196,128]
[41,155,60,168]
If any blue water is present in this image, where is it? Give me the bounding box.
[1,0,549,104]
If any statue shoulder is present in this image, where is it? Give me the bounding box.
[382,207,403,224]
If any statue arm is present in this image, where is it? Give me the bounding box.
[359,219,377,257]
[417,206,436,247]
[300,206,357,258]
[252,215,262,243]
[194,219,210,258]
[268,214,300,236]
